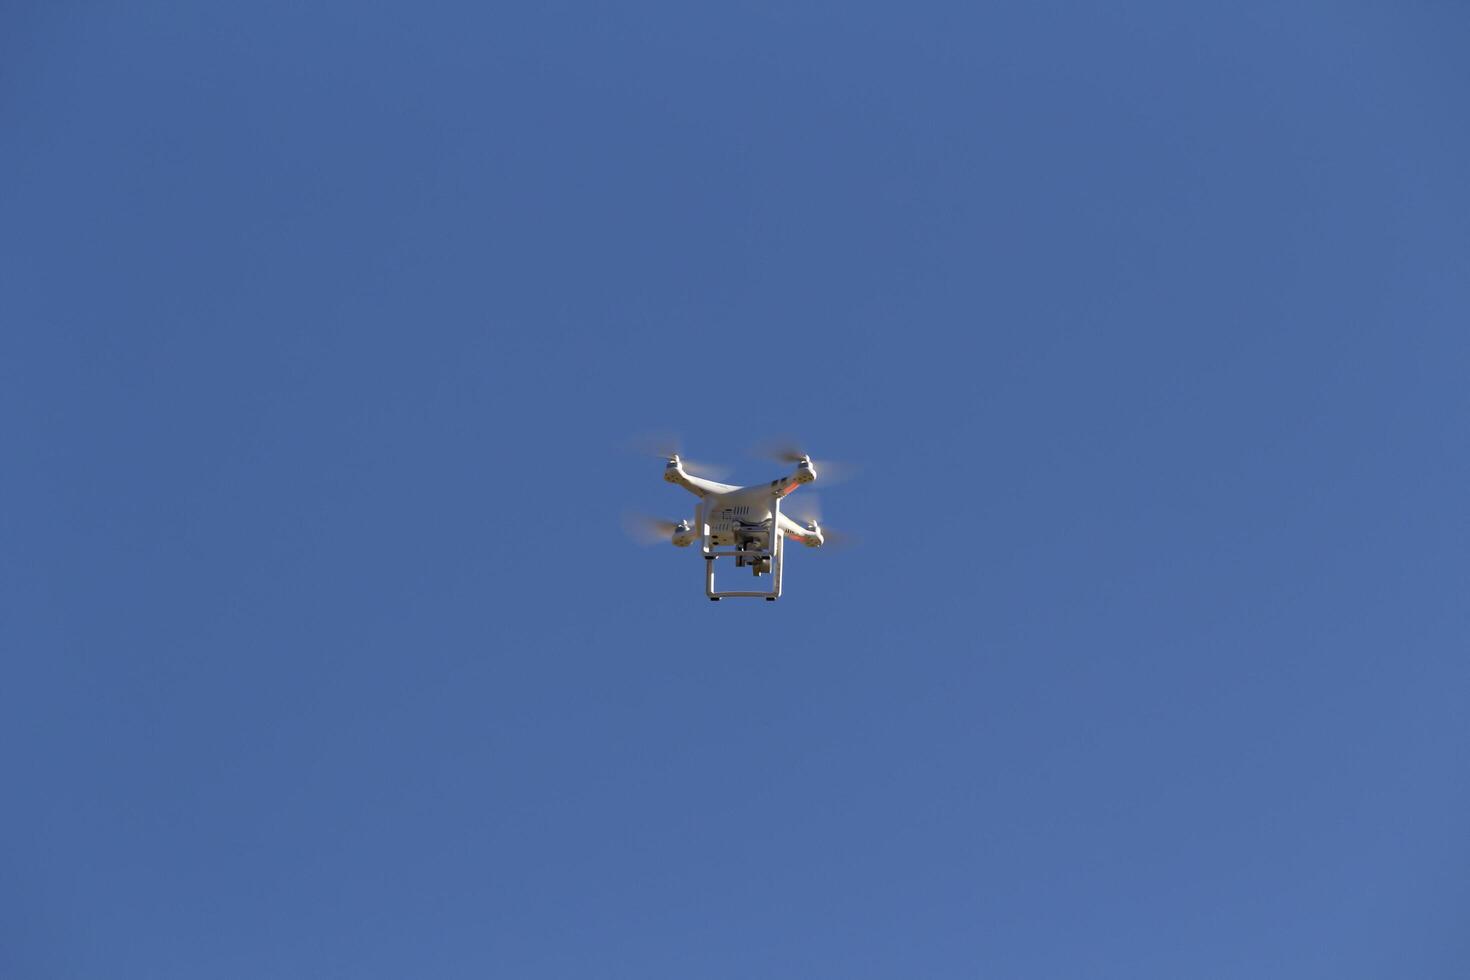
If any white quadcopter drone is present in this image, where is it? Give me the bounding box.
[630,444,846,601]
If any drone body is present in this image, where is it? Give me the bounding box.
[655,453,828,601]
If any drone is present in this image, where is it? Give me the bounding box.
[629,444,846,601]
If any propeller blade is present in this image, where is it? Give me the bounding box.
[682,458,734,480]
[623,512,681,546]
[751,438,858,485]
[751,436,807,464]
[628,431,683,459]
[819,527,860,549]
[809,459,859,485]
[627,432,732,479]
[782,493,857,548]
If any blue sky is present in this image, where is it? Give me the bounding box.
[4,2,1468,977]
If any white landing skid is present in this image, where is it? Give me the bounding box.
[701,497,785,601]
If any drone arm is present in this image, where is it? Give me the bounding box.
[767,459,816,498]
[664,461,739,497]
[777,512,821,546]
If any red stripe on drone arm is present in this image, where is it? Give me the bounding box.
[777,518,813,543]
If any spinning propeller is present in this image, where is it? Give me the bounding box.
[785,493,858,548]
[751,438,859,485]
[623,513,691,546]
[629,432,733,480]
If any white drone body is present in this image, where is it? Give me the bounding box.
[659,453,825,601]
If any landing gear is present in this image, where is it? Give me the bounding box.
[700,498,785,601]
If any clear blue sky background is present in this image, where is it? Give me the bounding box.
[4,3,1468,977]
